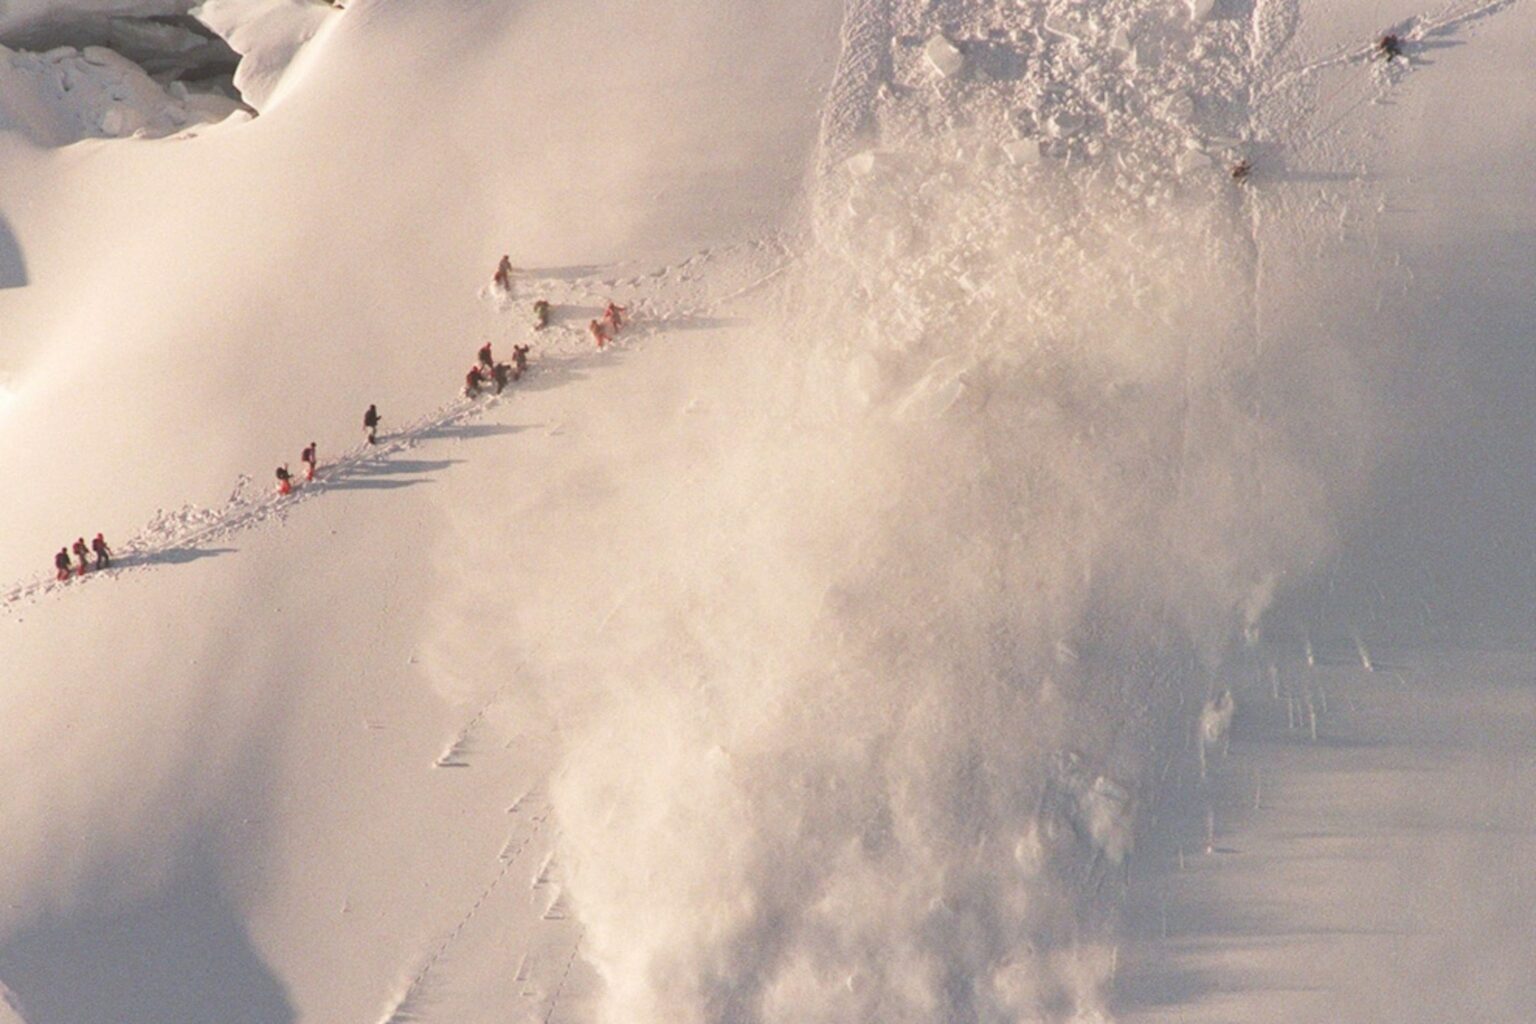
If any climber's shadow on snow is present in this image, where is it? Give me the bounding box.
[645,314,746,332]
[1241,143,1382,186]
[1280,167,1379,184]
[325,456,460,491]
[145,546,238,566]
[510,363,596,394]
[554,303,608,322]
[1410,38,1463,54]
[0,855,294,1024]
[525,263,604,280]
[419,422,528,441]
[592,314,745,346]
[0,213,26,290]
[1381,45,1453,71]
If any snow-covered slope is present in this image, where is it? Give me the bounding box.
[0,1,840,1021]
[1,0,1533,1021]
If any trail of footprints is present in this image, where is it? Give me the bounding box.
[3,390,504,614]
[375,783,582,1024]
[5,237,794,619]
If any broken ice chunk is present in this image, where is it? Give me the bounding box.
[845,150,880,176]
[924,34,965,77]
[1161,91,1195,120]
[1003,138,1043,166]
[1047,110,1085,137]
[1043,14,1085,42]
[1176,149,1213,175]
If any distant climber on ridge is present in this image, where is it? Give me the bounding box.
[512,343,530,380]
[465,365,484,397]
[54,547,72,581]
[72,537,90,576]
[492,255,514,292]
[602,301,627,335]
[1376,33,1403,60]
[364,404,380,445]
[301,442,317,481]
[491,361,511,394]
[91,532,112,569]
[276,464,293,495]
[532,299,550,330]
[589,318,610,349]
[478,341,494,370]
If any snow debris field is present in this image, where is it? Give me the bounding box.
[0,0,1533,1022]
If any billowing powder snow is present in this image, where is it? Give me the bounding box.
[416,0,1416,1019]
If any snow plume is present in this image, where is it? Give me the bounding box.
[473,138,1391,1023]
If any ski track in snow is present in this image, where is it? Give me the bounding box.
[0,239,794,619]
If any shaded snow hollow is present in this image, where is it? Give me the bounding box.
[0,0,337,145]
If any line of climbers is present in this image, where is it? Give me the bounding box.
[491,255,629,349]
[464,341,530,398]
[275,440,322,496]
[275,402,380,496]
[589,301,628,349]
[52,258,633,578]
[53,534,112,581]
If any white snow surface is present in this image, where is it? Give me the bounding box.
[0,0,1534,1022]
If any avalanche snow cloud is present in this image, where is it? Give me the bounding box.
[517,168,1383,1024]
[446,2,1403,1020]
